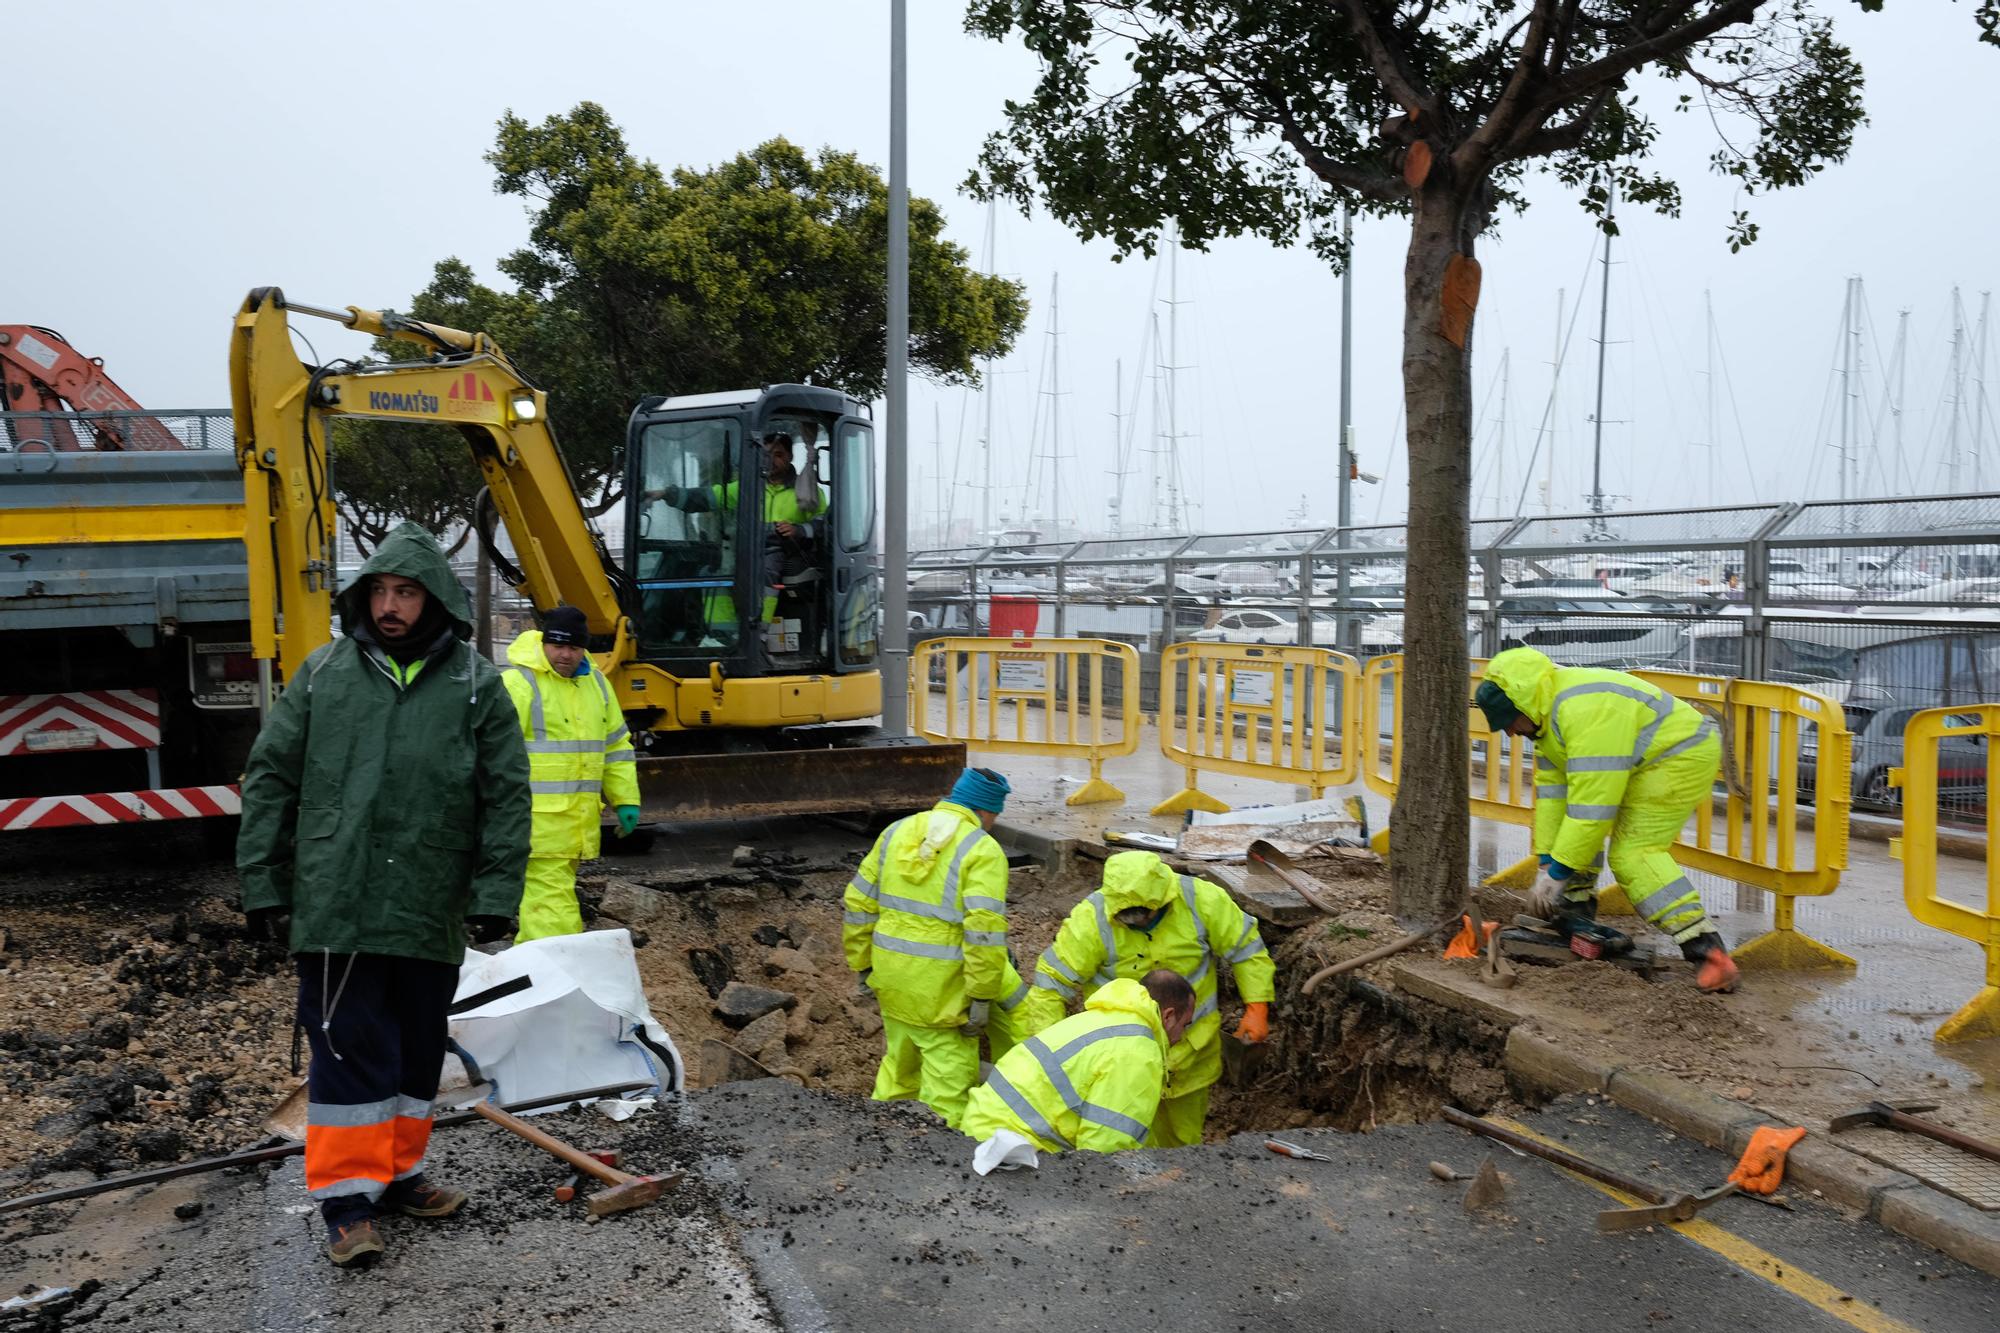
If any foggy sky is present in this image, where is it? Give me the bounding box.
[9,2,1996,542]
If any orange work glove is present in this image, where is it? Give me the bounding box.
[1234,1002,1270,1044]
[1727,1125,1807,1194]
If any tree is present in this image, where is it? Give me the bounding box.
[333,104,1028,546]
[966,0,1995,923]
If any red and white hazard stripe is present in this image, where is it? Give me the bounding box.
[0,690,162,755]
[0,785,240,831]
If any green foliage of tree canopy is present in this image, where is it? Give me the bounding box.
[334,104,1027,551]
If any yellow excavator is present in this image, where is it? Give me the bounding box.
[229,287,960,819]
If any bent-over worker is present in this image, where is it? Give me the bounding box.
[1476,645,1739,994]
[236,522,531,1267]
[1027,850,1274,1148]
[843,768,1012,1129]
[501,605,640,942]
[961,969,1197,1170]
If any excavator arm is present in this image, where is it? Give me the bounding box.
[0,324,187,450]
[229,288,631,679]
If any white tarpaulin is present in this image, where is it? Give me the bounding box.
[448,929,684,1113]
[1177,796,1363,861]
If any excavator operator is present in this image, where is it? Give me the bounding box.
[644,428,826,629]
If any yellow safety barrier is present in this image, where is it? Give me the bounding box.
[1889,706,2000,1042]
[1153,641,1361,816]
[909,636,1140,806]
[1361,653,1853,968]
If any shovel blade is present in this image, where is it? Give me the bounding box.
[1221,1032,1269,1088]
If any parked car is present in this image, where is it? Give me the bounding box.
[1800,705,1988,812]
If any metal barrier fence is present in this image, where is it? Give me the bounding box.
[1890,706,2000,1042]
[1360,653,1854,969]
[1153,641,1360,816]
[909,636,1140,806]
[0,408,235,452]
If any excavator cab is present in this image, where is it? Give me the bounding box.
[624,385,879,682]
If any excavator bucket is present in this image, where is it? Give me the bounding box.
[633,739,967,822]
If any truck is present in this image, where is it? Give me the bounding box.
[1,325,258,832]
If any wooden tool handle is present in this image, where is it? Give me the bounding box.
[1889,1110,2000,1165]
[472,1102,631,1185]
[1442,1107,1667,1204]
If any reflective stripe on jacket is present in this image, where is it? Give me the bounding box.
[1028,850,1274,1097]
[1484,646,1710,872]
[960,978,1168,1153]
[500,630,640,861]
[842,800,1008,1028]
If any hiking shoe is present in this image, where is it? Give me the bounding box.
[1683,935,1741,994]
[327,1217,385,1268]
[384,1175,467,1219]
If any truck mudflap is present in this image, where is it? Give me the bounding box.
[0,785,241,830]
[633,738,967,822]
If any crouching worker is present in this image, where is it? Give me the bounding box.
[1028,850,1274,1147]
[844,768,1012,1129]
[962,970,1196,1172]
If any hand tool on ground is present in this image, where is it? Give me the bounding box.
[0,1081,655,1218]
[1221,1030,1270,1088]
[1247,839,1342,914]
[1301,912,1461,994]
[1441,1107,1744,1232]
[1264,1138,1336,1163]
[1428,1160,1471,1182]
[554,1150,620,1203]
[1828,1100,2000,1165]
[448,1083,681,1216]
[1480,919,1519,989]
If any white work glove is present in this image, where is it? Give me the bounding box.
[961,1000,990,1038]
[1528,870,1569,920]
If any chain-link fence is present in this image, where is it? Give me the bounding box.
[911,492,2000,828]
[0,408,234,452]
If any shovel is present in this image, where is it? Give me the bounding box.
[1222,1031,1270,1088]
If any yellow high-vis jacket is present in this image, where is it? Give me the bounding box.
[843,801,1008,1029]
[500,631,639,861]
[1483,646,1710,873]
[1028,851,1273,1099]
[960,978,1169,1153]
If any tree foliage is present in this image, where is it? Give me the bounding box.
[965,0,1990,919]
[334,104,1028,550]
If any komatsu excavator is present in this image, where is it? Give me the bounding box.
[229,288,960,820]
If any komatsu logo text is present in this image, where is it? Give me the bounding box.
[367,390,440,415]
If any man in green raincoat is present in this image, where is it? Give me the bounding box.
[237,521,531,1267]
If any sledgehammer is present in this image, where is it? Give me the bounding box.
[449,1083,680,1216]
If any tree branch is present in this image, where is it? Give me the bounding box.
[1500,88,1614,162]
[1454,0,1562,176]
[1552,1,1767,103]
[1332,0,1438,119]
[1266,95,1409,205]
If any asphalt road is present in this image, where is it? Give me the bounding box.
[6,1086,1994,1332]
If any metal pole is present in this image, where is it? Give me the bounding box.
[880,0,911,733]
[1590,193,1613,521]
[1335,201,1355,653]
[980,199,996,540]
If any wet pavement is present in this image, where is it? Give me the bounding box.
[7,1087,1997,1332]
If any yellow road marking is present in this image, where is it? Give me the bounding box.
[1488,1117,1920,1333]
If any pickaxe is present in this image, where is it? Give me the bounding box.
[1829,1100,2000,1166]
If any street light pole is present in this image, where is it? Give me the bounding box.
[880,0,911,733]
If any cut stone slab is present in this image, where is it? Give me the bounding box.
[596,876,665,926]
[714,982,797,1028]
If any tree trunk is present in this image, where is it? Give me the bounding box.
[1388,190,1476,925]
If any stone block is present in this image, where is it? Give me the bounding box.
[714,982,797,1028]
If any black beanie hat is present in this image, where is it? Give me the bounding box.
[542,605,589,646]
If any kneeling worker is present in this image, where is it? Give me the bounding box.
[843,768,1012,1128]
[1028,850,1274,1147]
[962,969,1196,1169]
[501,605,640,942]
[1475,645,1739,993]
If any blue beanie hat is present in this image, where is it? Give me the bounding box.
[949,767,1010,814]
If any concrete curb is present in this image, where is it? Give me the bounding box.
[1500,1027,2000,1278]
[992,820,1082,876]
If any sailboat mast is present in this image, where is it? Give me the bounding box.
[1838,276,1855,509]
[1110,357,1125,534]
[1974,291,1992,491]
[1703,290,1717,501]
[1948,287,1965,492]
[1050,273,1062,539]
[1546,287,1563,514]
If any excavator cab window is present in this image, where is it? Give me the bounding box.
[634,417,744,652]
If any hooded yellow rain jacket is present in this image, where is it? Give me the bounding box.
[960,977,1169,1154]
[1482,646,1723,943]
[1028,851,1273,1105]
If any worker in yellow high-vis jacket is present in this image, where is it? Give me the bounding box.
[500,606,640,943]
[1027,851,1275,1148]
[1477,645,1739,994]
[843,768,1012,1129]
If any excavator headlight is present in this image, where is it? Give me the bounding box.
[508,390,540,423]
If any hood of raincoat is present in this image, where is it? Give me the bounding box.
[1081,976,1169,1053]
[334,521,474,641]
[1099,850,1182,914]
[892,801,982,880]
[506,629,572,677]
[1482,645,1559,727]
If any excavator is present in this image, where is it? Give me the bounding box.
[0,323,187,450]
[229,287,961,820]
